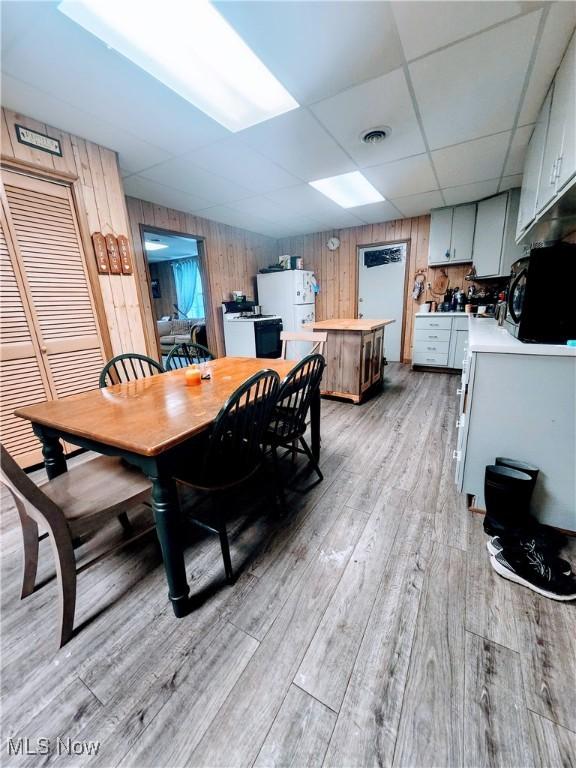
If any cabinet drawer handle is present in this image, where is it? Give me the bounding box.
[549,158,558,186]
[429,323,439,327]
[429,335,438,339]
[456,419,461,427]
[556,155,563,182]
[445,249,450,259]
[426,346,437,350]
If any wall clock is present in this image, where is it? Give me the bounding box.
[327,236,340,251]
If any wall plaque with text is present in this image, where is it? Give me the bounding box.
[117,235,133,275]
[15,125,62,156]
[105,234,122,274]
[92,233,110,274]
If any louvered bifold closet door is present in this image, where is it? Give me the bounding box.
[0,211,52,466]
[3,171,105,400]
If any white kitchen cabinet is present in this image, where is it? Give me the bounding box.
[451,204,476,264]
[517,88,552,237]
[428,204,475,265]
[449,329,468,369]
[473,189,523,278]
[537,34,576,213]
[412,313,468,370]
[455,340,576,532]
[428,207,453,265]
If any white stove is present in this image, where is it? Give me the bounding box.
[222,307,283,357]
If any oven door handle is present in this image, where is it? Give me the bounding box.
[507,268,527,323]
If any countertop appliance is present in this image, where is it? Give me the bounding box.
[504,242,576,344]
[256,270,316,357]
[222,301,282,358]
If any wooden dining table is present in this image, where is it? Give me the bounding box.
[15,356,321,618]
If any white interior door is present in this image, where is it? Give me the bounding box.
[357,243,407,362]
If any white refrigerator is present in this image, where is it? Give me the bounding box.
[257,270,316,357]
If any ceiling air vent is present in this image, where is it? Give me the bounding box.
[360,127,390,145]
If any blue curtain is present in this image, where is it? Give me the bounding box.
[172,258,204,318]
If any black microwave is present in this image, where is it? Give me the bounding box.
[504,243,576,344]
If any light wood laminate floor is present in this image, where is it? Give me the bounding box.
[1,364,575,767]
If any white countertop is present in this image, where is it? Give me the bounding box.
[468,317,576,357]
[415,311,468,317]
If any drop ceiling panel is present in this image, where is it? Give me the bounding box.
[238,109,355,181]
[182,137,300,194]
[190,205,280,235]
[353,201,404,224]
[123,176,213,213]
[432,132,511,188]
[442,179,500,206]
[1,4,228,155]
[518,2,576,126]
[363,154,438,198]
[504,124,534,175]
[410,11,541,149]
[214,1,404,105]
[139,157,253,204]
[1,74,172,174]
[391,190,445,217]
[311,68,426,166]
[391,1,523,61]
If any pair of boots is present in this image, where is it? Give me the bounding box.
[483,457,575,601]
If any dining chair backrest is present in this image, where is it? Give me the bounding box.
[269,354,325,441]
[165,342,214,370]
[99,353,164,387]
[280,331,327,360]
[202,369,280,487]
[0,443,63,529]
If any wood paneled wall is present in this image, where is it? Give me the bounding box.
[125,197,276,357]
[1,108,147,357]
[277,217,477,363]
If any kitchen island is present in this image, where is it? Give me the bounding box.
[305,318,395,403]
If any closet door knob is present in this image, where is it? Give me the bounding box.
[40,346,47,353]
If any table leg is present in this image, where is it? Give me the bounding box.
[310,386,321,462]
[36,429,67,479]
[151,475,190,617]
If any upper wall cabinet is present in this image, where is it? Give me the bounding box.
[428,203,475,265]
[517,32,576,241]
[536,33,575,213]
[473,189,523,278]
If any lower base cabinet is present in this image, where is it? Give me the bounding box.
[412,314,468,370]
[455,350,576,531]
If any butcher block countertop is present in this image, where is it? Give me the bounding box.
[304,318,395,332]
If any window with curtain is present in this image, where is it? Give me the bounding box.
[172,257,204,319]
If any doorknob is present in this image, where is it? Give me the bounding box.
[358,298,363,302]
[40,346,47,353]
[358,313,364,318]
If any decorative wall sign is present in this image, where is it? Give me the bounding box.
[92,232,110,274]
[116,234,133,275]
[15,124,62,156]
[364,243,406,268]
[105,234,122,274]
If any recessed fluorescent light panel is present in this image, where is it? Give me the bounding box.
[144,241,168,252]
[309,171,385,208]
[58,0,299,132]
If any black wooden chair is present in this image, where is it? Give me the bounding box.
[264,354,325,497]
[99,353,164,387]
[171,369,280,583]
[165,342,214,371]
